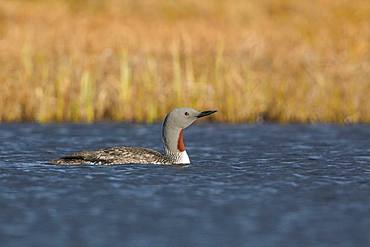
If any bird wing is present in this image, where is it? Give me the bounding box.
[50,147,167,165]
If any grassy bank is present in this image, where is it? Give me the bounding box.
[0,0,369,123]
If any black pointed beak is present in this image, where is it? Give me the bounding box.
[196,110,217,118]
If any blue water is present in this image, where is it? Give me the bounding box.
[0,123,370,247]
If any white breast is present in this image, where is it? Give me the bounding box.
[176,150,190,164]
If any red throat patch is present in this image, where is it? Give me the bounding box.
[177,129,185,152]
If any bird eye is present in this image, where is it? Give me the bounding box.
[184,112,189,116]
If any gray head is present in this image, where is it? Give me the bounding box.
[162,108,217,161]
[162,107,217,130]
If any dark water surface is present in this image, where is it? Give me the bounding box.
[0,123,369,247]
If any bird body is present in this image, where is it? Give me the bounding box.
[51,147,171,165]
[50,108,216,165]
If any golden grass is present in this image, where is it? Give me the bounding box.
[0,0,369,123]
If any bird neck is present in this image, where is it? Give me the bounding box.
[162,124,190,164]
[162,124,186,154]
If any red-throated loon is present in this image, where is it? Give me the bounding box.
[50,108,217,165]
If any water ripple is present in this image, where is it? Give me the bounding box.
[0,123,369,246]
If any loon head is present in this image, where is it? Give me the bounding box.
[162,107,217,164]
[164,108,217,129]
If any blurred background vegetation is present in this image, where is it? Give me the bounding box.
[0,0,369,123]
